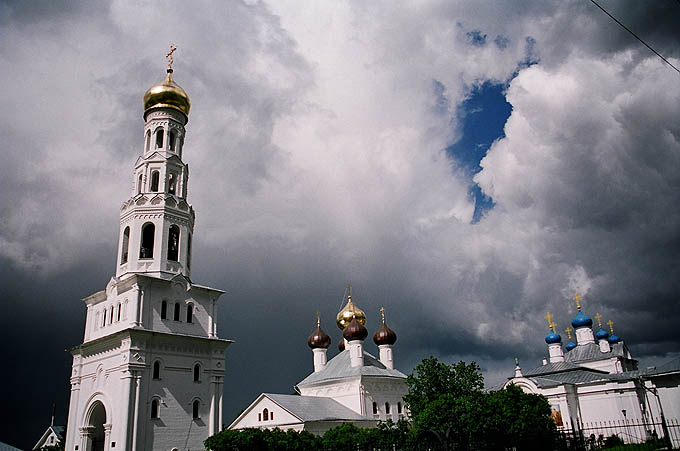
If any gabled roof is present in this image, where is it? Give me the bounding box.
[32,425,65,450]
[265,394,367,422]
[564,342,630,363]
[521,361,600,377]
[297,350,406,386]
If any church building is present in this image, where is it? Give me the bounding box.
[229,286,408,435]
[63,49,232,451]
[506,295,680,447]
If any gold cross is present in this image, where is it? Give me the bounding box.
[166,44,177,70]
[572,293,582,310]
[346,283,352,300]
[565,327,573,340]
[316,311,320,327]
[380,306,386,323]
[545,312,554,328]
[551,321,558,332]
[594,313,602,328]
[607,319,614,334]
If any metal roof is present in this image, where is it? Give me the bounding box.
[264,394,368,422]
[297,350,406,386]
[564,342,627,363]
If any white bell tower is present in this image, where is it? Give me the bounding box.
[64,47,232,451]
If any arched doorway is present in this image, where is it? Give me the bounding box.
[87,401,107,451]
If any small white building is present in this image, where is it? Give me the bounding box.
[63,52,232,451]
[33,426,64,450]
[506,297,680,447]
[230,288,408,434]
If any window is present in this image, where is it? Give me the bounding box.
[372,402,378,415]
[174,303,180,321]
[145,130,151,152]
[169,131,176,152]
[186,303,194,323]
[385,402,391,415]
[120,227,130,264]
[150,171,159,192]
[117,303,121,322]
[168,172,176,195]
[155,128,163,149]
[101,310,106,328]
[110,306,115,324]
[153,361,161,380]
[137,173,143,194]
[161,301,167,320]
[193,363,200,382]
[167,225,180,262]
[140,223,155,259]
[258,413,261,422]
[187,234,192,270]
[151,399,160,419]
[271,412,274,420]
[192,400,200,419]
[178,137,183,157]
[263,408,269,421]
[397,402,402,414]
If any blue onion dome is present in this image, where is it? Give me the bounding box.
[308,324,331,349]
[566,341,577,352]
[571,311,593,328]
[545,330,562,344]
[608,333,621,344]
[596,328,609,340]
[343,317,368,341]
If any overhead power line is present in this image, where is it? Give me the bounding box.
[588,0,680,75]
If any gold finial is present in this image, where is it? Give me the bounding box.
[166,44,177,71]
[380,307,386,324]
[565,327,573,340]
[550,321,558,333]
[607,319,614,334]
[316,311,320,327]
[514,357,519,366]
[347,283,352,300]
[545,312,554,328]
[572,293,582,310]
[594,313,603,328]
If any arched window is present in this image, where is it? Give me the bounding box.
[397,402,402,414]
[151,399,160,419]
[271,411,274,420]
[192,400,200,419]
[145,130,151,152]
[372,402,378,415]
[169,131,176,152]
[120,226,130,264]
[168,172,177,195]
[137,173,143,194]
[186,303,194,323]
[140,223,155,259]
[116,303,121,322]
[187,234,192,270]
[110,306,115,324]
[161,301,168,320]
[258,413,262,421]
[155,128,163,149]
[263,408,269,421]
[101,310,106,327]
[193,363,200,382]
[174,303,180,321]
[385,402,391,415]
[167,225,180,262]
[152,361,161,380]
[150,171,159,192]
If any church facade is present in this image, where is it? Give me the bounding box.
[506,296,680,447]
[229,287,408,434]
[64,52,232,451]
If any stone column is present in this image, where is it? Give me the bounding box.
[103,423,112,451]
[65,373,81,451]
[79,426,94,451]
[120,370,135,450]
[209,376,217,435]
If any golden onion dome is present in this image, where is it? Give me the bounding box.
[143,69,190,118]
[336,297,366,330]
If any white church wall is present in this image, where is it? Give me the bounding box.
[299,378,363,415]
[653,375,680,421]
[577,382,646,424]
[363,377,408,422]
[230,396,302,431]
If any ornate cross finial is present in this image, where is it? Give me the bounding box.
[607,319,614,334]
[316,311,320,327]
[545,312,554,328]
[594,313,603,328]
[380,307,386,324]
[514,357,519,366]
[166,44,177,71]
[572,293,582,310]
[565,327,573,340]
[550,321,558,333]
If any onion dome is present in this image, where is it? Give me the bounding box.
[608,333,620,344]
[307,316,331,349]
[336,285,366,329]
[343,317,368,342]
[373,307,397,345]
[545,330,562,345]
[571,311,592,329]
[595,328,609,340]
[565,341,577,352]
[143,68,190,118]
[338,339,345,352]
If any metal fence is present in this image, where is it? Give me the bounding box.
[557,417,680,450]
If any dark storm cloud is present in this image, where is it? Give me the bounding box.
[1,1,679,449]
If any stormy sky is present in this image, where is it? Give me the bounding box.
[1,0,679,448]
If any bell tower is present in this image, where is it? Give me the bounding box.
[116,45,194,279]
